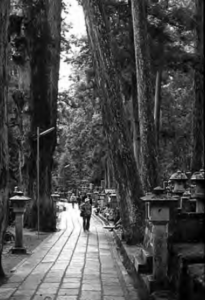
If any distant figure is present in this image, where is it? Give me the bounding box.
[80,198,92,232]
[81,193,87,203]
[77,194,81,209]
[70,193,76,208]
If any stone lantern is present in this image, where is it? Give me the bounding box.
[169,170,188,195]
[51,192,60,201]
[89,183,94,191]
[180,190,194,212]
[9,188,31,254]
[185,171,192,188]
[101,180,105,189]
[110,193,117,209]
[93,191,99,207]
[169,170,188,211]
[191,169,205,213]
[99,193,105,208]
[141,186,179,288]
[51,192,60,210]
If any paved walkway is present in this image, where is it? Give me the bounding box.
[0,204,140,300]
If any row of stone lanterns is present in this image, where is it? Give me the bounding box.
[169,169,205,213]
[140,168,205,291]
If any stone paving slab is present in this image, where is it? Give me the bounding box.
[0,204,141,300]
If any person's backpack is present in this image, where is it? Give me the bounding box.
[80,205,85,217]
[84,203,92,216]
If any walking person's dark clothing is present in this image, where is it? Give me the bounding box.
[82,194,87,203]
[77,195,81,209]
[83,215,91,231]
[88,195,93,206]
[80,198,92,231]
[70,193,76,208]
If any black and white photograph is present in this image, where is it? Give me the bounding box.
[0,0,204,299]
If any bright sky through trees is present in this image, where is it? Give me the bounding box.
[59,0,86,91]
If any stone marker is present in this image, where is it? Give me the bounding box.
[10,187,31,254]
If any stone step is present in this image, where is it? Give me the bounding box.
[135,254,152,274]
[134,247,153,274]
[140,247,153,268]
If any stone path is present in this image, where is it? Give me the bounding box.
[0,204,140,300]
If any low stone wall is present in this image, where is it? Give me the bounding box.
[113,229,149,300]
[168,243,205,298]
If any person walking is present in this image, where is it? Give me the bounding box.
[70,193,76,208]
[77,193,81,209]
[81,193,87,203]
[80,198,92,232]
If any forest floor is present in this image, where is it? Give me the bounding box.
[1,226,51,286]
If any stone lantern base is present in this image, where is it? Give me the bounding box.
[144,274,170,294]
[11,246,27,255]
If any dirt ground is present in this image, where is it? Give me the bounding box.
[1,226,51,284]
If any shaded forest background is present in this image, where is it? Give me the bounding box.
[5,0,204,223]
[55,0,203,189]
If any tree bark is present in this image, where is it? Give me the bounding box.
[191,0,204,171]
[128,0,141,172]
[131,0,159,192]
[82,0,145,244]
[0,0,10,278]
[107,158,111,188]
[131,74,141,172]
[9,0,62,231]
[8,4,32,196]
[154,68,162,148]
[29,0,61,231]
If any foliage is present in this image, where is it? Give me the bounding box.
[159,70,194,181]
[53,34,105,190]
[54,0,202,193]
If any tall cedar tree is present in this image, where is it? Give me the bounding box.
[131,0,159,192]
[82,0,144,244]
[19,0,62,230]
[191,0,204,171]
[0,0,10,277]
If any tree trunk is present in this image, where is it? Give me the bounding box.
[29,0,62,231]
[131,0,159,192]
[82,0,145,244]
[128,0,141,174]
[191,0,204,171]
[131,74,141,172]
[10,0,62,231]
[0,0,10,278]
[107,158,111,188]
[154,68,162,148]
[8,3,32,197]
